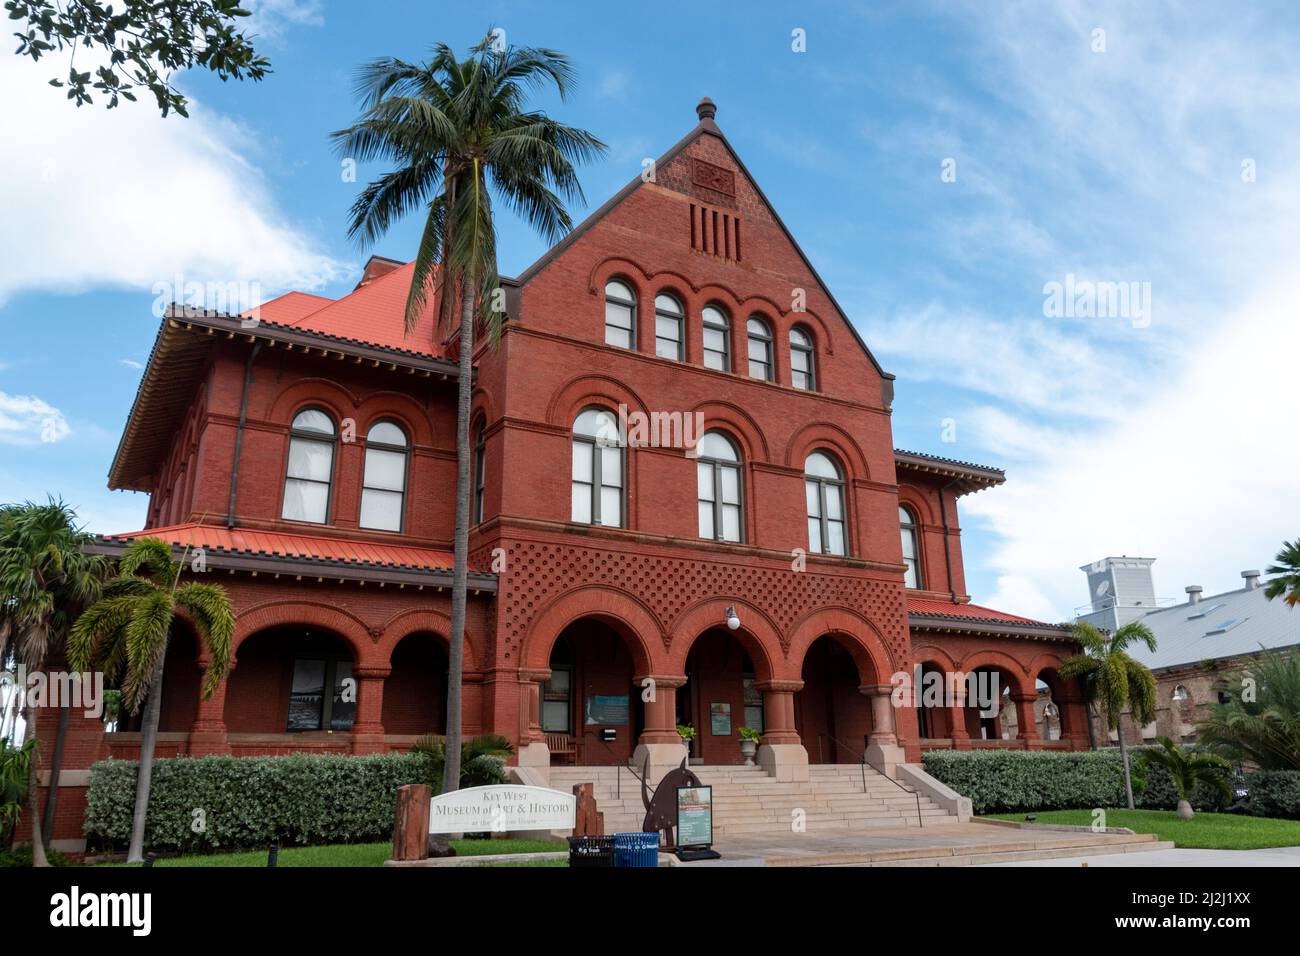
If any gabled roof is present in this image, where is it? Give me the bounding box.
[512,99,894,384]
[908,596,1072,641]
[1124,585,1300,671]
[894,449,1006,495]
[89,523,496,589]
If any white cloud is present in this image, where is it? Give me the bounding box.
[119,359,144,370]
[0,54,342,306]
[0,392,70,445]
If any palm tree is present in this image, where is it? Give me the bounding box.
[1264,539,1300,607]
[1059,620,1159,809]
[1198,646,1300,770]
[332,31,605,792]
[1138,736,1232,819]
[0,500,108,866]
[68,538,233,863]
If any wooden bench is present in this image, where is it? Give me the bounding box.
[546,732,579,765]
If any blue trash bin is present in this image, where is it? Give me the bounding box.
[613,831,660,868]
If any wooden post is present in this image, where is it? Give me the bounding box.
[573,782,604,836]
[392,783,431,861]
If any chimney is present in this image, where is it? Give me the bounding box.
[1185,585,1203,604]
[1242,570,1261,591]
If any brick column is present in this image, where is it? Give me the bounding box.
[188,665,230,756]
[515,668,552,777]
[351,667,389,754]
[862,683,905,776]
[755,680,807,782]
[1013,691,1041,747]
[632,674,687,784]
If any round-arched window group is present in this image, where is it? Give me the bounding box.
[603,280,817,390]
[281,408,409,532]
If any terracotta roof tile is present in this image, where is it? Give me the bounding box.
[907,596,1059,628]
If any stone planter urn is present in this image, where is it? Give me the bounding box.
[739,738,758,767]
[1175,799,1195,821]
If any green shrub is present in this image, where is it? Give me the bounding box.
[0,846,75,867]
[84,751,434,853]
[921,749,1147,813]
[1135,759,1233,812]
[1245,770,1300,820]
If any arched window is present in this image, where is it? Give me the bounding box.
[604,279,636,349]
[572,407,624,527]
[702,304,731,371]
[899,505,921,588]
[472,418,486,525]
[805,451,846,555]
[360,420,408,532]
[747,316,774,381]
[655,292,684,360]
[1172,684,1190,702]
[697,430,743,542]
[790,326,815,390]
[282,407,336,524]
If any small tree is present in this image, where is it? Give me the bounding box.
[69,538,233,863]
[1138,736,1232,819]
[1059,620,1158,810]
[1198,646,1300,771]
[1264,539,1300,607]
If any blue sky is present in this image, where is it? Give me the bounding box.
[2,0,1298,620]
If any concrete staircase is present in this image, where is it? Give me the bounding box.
[548,763,957,837]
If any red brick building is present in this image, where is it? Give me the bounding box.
[36,98,1088,850]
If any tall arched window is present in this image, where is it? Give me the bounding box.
[472,418,486,524]
[702,303,731,371]
[360,420,408,532]
[805,451,846,555]
[655,293,684,360]
[790,326,815,390]
[747,316,774,381]
[282,407,336,524]
[572,407,624,527]
[604,279,636,349]
[899,505,921,588]
[697,430,743,542]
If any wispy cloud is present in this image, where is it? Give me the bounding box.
[0,392,70,445]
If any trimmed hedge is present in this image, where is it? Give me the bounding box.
[85,752,435,853]
[1246,770,1300,820]
[921,749,1146,814]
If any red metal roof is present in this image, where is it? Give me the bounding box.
[906,596,1053,627]
[99,523,462,574]
[252,291,335,325]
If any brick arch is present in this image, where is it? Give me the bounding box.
[1026,653,1080,698]
[231,600,380,668]
[784,421,870,479]
[519,585,660,676]
[781,307,835,357]
[470,384,500,432]
[545,373,651,428]
[897,484,939,527]
[911,643,960,673]
[266,378,360,425]
[787,606,896,687]
[666,598,780,683]
[375,607,480,673]
[955,649,1035,695]
[355,391,438,446]
[689,400,771,463]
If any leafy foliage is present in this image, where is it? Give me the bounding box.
[0,736,35,832]
[1263,539,1300,607]
[5,0,270,117]
[1136,736,1233,805]
[411,732,511,789]
[1197,647,1300,770]
[0,845,74,866]
[1244,769,1300,820]
[1058,620,1159,731]
[85,752,436,852]
[921,749,1146,814]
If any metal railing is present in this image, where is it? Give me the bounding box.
[817,733,924,827]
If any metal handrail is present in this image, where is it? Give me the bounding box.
[818,733,924,827]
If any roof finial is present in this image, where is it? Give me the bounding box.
[696,96,717,123]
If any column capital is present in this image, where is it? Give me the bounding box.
[633,674,687,689]
[858,683,894,697]
[517,667,552,683]
[755,679,804,693]
[353,666,391,681]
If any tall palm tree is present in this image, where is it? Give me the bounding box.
[1138,736,1232,820]
[332,31,605,792]
[1264,539,1300,607]
[68,538,233,863]
[1198,646,1300,770]
[1059,620,1159,810]
[0,500,107,866]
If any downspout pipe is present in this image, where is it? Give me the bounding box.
[227,341,263,528]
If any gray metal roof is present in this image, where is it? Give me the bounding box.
[1125,584,1300,671]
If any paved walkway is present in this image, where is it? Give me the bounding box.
[675,821,1165,867]
[975,846,1300,867]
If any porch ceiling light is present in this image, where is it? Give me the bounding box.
[725,606,741,630]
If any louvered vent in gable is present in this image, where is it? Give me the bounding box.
[689,202,742,261]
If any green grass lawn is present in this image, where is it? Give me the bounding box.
[984,809,1300,850]
[99,838,566,868]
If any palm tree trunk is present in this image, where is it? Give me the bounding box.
[21,706,49,866]
[440,269,475,795]
[127,653,167,863]
[1117,720,1135,810]
[41,701,70,846]
[1086,702,1097,750]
